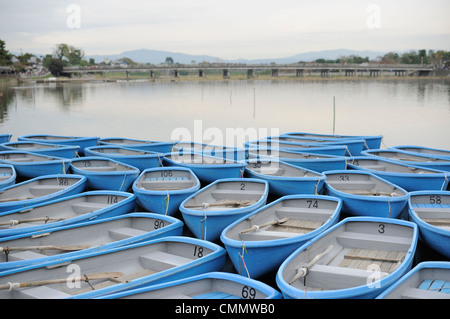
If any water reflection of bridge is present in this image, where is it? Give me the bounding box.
[62,63,435,79]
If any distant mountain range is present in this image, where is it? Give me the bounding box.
[86,48,388,65]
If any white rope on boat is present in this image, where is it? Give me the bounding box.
[289,245,333,285]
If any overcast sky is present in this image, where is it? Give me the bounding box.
[1,0,449,59]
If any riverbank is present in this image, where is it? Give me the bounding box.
[22,71,450,85]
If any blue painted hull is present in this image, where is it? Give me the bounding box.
[408,190,450,259]
[221,195,342,279]
[248,149,347,173]
[246,140,347,156]
[245,160,326,196]
[376,261,450,299]
[0,164,16,190]
[281,132,383,150]
[84,145,163,171]
[0,151,72,179]
[0,134,12,143]
[266,136,365,156]
[362,149,450,172]
[0,190,136,237]
[69,157,140,192]
[347,156,449,191]
[99,137,174,153]
[163,152,246,185]
[171,141,247,162]
[132,167,200,216]
[0,236,226,299]
[180,178,269,242]
[0,212,183,272]
[17,135,99,155]
[276,217,418,299]
[391,145,450,160]
[324,170,410,218]
[96,271,282,299]
[0,141,80,159]
[0,174,87,213]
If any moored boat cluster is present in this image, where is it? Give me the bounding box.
[0,132,448,299]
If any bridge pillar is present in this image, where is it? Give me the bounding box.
[173,70,179,77]
[369,70,380,77]
[271,69,279,77]
[345,70,355,77]
[320,69,330,77]
[247,69,254,78]
[394,70,406,76]
[199,70,205,77]
[223,69,229,79]
[296,69,304,77]
[126,71,129,80]
[150,70,154,78]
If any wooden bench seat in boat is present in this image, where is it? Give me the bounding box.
[109,227,149,240]
[336,231,412,251]
[240,229,302,241]
[139,251,194,271]
[274,206,334,217]
[8,250,48,262]
[211,189,263,198]
[70,202,110,214]
[16,285,72,299]
[28,185,68,196]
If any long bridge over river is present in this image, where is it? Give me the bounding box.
[62,63,435,79]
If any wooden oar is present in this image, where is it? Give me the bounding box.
[240,217,290,234]
[185,200,254,209]
[0,244,92,253]
[0,217,64,226]
[0,272,124,290]
[289,245,334,285]
[0,196,37,203]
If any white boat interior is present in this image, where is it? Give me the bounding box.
[281,220,414,291]
[135,169,197,191]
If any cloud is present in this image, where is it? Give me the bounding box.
[1,0,450,58]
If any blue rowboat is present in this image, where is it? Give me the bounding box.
[96,272,282,299]
[221,195,342,279]
[391,145,450,160]
[362,148,450,172]
[248,148,346,173]
[69,157,140,192]
[0,164,16,190]
[99,137,174,153]
[180,178,269,242]
[0,174,86,213]
[266,135,365,156]
[281,132,383,150]
[0,151,71,179]
[0,236,226,299]
[245,140,347,157]
[0,134,12,143]
[0,212,183,272]
[0,141,80,159]
[84,145,163,171]
[163,152,246,185]
[408,190,450,259]
[171,141,247,162]
[0,190,135,238]
[324,170,409,218]
[244,159,326,196]
[17,134,99,156]
[376,261,450,299]
[347,156,449,191]
[276,216,418,299]
[132,167,200,216]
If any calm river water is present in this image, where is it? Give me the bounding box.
[1,78,449,150]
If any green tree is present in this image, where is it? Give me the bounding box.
[46,58,64,76]
[165,57,174,65]
[0,39,12,66]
